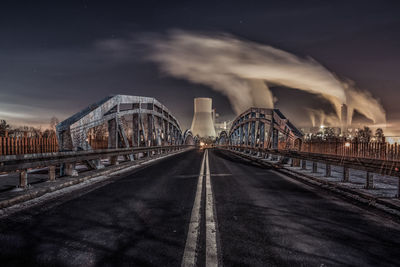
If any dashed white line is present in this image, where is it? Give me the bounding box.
[182,149,220,267]
[182,150,206,267]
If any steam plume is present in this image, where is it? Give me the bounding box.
[139,30,386,124]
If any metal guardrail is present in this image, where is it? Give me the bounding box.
[219,145,400,198]
[0,145,192,188]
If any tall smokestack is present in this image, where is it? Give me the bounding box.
[341,104,348,133]
[191,98,216,137]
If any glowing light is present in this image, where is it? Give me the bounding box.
[320,125,324,129]
[200,141,205,147]
[345,142,351,147]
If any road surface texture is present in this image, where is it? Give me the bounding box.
[0,148,400,266]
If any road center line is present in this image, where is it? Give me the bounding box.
[205,150,219,267]
[181,150,206,267]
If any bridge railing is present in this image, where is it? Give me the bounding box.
[0,145,192,188]
[219,145,400,198]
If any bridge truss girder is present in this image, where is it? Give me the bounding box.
[226,108,303,150]
[57,95,186,152]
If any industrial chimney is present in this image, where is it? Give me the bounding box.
[191,97,216,137]
[341,104,348,133]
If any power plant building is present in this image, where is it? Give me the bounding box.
[190,97,216,137]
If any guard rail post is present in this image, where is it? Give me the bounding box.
[325,164,331,177]
[301,160,307,170]
[49,165,56,181]
[342,167,349,182]
[19,170,28,188]
[312,162,318,173]
[366,172,374,189]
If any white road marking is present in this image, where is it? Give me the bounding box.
[182,149,220,267]
[181,150,206,267]
[205,149,219,267]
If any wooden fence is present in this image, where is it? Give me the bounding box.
[0,136,58,155]
[88,139,108,150]
[301,140,400,161]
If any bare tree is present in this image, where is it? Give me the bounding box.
[375,128,384,142]
[0,120,10,136]
[357,126,372,142]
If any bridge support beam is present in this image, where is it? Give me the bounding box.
[366,172,374,189]
[301,160,307,170]
[312,162,318,173]
[19,170,28,188]
[48,165,56,181]
[325,164,331,177]
[342,167,349,182]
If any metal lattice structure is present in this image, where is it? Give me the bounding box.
[225,108,303,150]
[57,95,194,152]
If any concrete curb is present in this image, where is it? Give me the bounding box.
[223,149,400,218]
[0,148,192,210]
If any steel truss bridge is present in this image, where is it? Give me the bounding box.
[0,97,399,197]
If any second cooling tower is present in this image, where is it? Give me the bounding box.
[191,98,216,137]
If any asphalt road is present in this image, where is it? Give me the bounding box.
[1,148,400,267]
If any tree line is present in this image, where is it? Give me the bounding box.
[0,117,59,138]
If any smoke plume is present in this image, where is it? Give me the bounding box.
[138,30,386,124]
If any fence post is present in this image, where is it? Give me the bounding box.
[366,172,374,189]
[48,165,56,181]
[342,167,349,182]
[325,164,331,177]
[312,162,318,173]
[19,170,28,188]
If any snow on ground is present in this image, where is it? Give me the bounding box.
[257,155,399,198]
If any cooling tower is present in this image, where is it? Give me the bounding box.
[191,98,216,137]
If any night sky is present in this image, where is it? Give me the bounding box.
[1,1,399,134]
